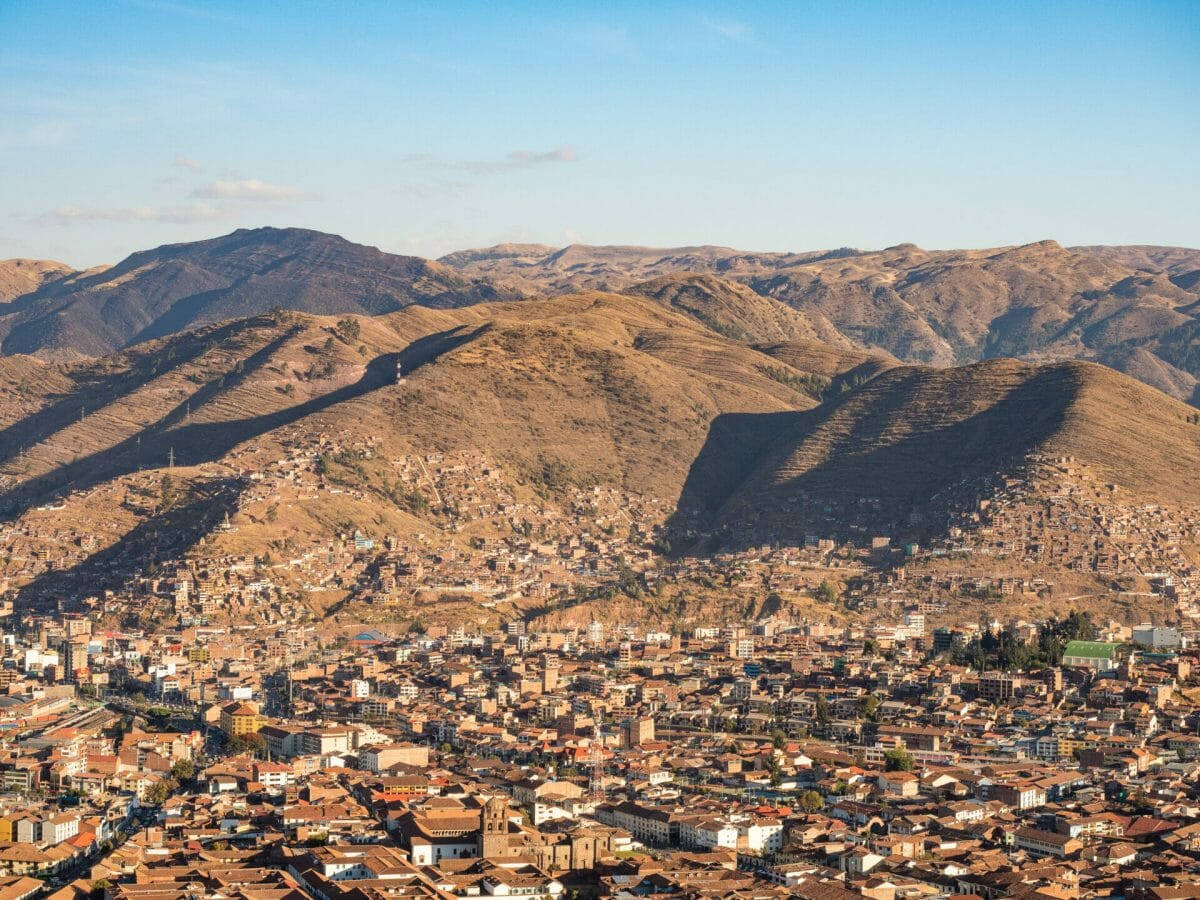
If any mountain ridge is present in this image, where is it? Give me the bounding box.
[5,229,1200,408]
[2,295,1199,625]
[0,227,524,359]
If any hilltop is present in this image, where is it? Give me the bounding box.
[444,239,1200,403]
[0,227,522,358]
[672,358,1200,552]
[0,259,76,303]
[627,273,849,346]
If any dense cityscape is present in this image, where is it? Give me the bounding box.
[0,566,1194,899]
[4,2,1200,896]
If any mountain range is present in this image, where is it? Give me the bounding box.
[2,227,1200,624]
[443,239,1200,404]
[4,229,1199,407]
[0,228,518,359]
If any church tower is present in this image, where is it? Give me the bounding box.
[478,796,508,858]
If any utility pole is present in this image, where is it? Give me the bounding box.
[168,447,175,468]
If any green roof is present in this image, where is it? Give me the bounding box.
[1062,640,1119,659]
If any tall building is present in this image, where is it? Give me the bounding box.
[219,702,264,738]
[627,716,655,746]
[979,671,1016,702]
[478,796,508,858]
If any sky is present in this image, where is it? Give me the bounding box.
[1,0,1198,268]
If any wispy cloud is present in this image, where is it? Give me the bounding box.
[508,146,579,164]
[700,15,754,42]
[22,171,314,230]
[173,154,203,173]
[191,178,317,202]
[26,204,225,226]
[402,146,581,175]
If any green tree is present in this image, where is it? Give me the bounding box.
[861,693,880,722]
[160,473,176,508]
[884,748,915,771]
[170,758,195,782]
[798,790,824,812]
[766,754,782,787]
[816,580,839,604]
[228,733,267,758]
[814,694,831,727]
[145,779,173,806]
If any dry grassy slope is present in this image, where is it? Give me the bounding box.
[705,359,1200,545]
[749,240,1154,365]
[1098,346,1199,402]
[1073,245,1200,277]
[0,355,74,427]
[444,239,1200,402]
[0,259,76,303]
[751,341,896,380]
[368,292,820,496]
[438,242,854,295]
[626,273,850,346]
[0,292,825,517]
[0,317,300,483]
[0,227,522,358]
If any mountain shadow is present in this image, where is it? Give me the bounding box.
[663,409,809,555]
[11,478,244,616]
[665,361,1087,556]
[0,350,394,519]
[0,317,289,472]
[0,323,491,519]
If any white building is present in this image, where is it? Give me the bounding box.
[1133,624,1182,650]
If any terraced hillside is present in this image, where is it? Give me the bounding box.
[0,291,856,522]
[672,358,1200,551]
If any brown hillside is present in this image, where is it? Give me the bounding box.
[0,292,818,517]
[677,358,1200,551]
[627,273,849,346]
[0,259,75,303]
[445,239,1200,402]
[0,228,522,358]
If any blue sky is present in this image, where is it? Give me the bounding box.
[2,0,1197,267]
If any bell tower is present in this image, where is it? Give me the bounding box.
[478,796,508,858]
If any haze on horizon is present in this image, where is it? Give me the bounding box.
[1,0,1198,269]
